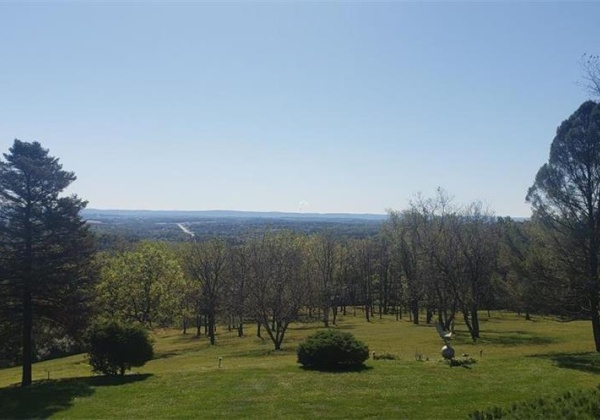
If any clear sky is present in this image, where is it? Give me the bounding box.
[1,1,598,217]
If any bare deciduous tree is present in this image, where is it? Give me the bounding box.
[183,239,229,345]
[581,53,600,99]
[246,231,308,350]
[308,232,341,327]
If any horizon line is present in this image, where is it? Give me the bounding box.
[83,207,389,216]
[82,207,530,219]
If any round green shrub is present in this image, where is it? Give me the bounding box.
[86,321,153,376]
[297,329,369,369]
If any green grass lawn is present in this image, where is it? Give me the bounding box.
[1,311,600,419]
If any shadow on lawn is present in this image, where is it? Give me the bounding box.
[228,347,297,359]
[153,350,182,360]
[289,324,320,331]
[529,352,600,375]
[299,365,373,373]
[0,374,152,419]
[468,330,557,346]
[171,333,210,343]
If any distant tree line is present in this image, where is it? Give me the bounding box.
[90,196,575,349]
[89,216,382,249]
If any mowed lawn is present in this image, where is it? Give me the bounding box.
[2,311,600,419]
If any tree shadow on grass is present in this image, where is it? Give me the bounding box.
[171,333,208,343]
[299,364,373,374]
[336,324,357,330]
[529,352,600,375]
[228,347,297,359]
[0,373,152,419]
[467,330,557,346]
[153,350,182,360]
[289,324,321,331]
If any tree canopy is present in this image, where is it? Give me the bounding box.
[527,100,600,351]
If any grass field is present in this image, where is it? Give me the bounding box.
[1,311,600,419]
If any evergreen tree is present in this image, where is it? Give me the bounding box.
[0,140,96,386]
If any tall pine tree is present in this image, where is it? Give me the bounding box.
[0,140,96,386]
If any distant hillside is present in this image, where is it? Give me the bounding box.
[82,209,388,222]
[81,209,527,248]
[81,208,387,246]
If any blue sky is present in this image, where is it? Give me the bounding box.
[1,1,598,216]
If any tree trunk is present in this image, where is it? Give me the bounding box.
[322,306,330,328]
[590,294,600,352]
[589,241,600,352]
[410,300,419,325]
[273,322,289,351]
[463,308,477,342]
[208,313,216,345]
[332,305,338,326]
[426,308,433,324]
[238,315,244,337]
[471,305,480,339]
[443,304,457,331]
[21,204,33,387]
[21,287,32,387]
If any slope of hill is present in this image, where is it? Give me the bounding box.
[0,312,596,418]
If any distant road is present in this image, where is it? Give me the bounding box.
[177,223,195,237]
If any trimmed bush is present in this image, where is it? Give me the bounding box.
[87,321,153,376]
[297,329,369,369]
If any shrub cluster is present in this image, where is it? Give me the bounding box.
[469,386,600,419]
[449,357,477,367]
[373,352,397,360]
[297,329,369,370]
[87,321,153,376]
